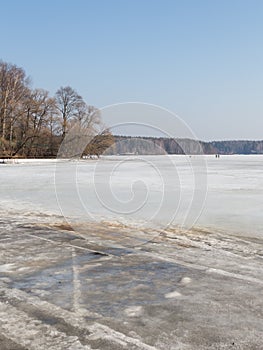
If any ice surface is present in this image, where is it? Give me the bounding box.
[0,155,262,238]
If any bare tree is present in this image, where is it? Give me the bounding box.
[13,89,56,157]
[0,60,112,158]
[84,129,114,158]
[0,61,30,155]
[58,104,104,159]
[55,86,85,139]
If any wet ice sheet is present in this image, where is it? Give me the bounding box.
[0,155,262,239]
[0,215,262,349]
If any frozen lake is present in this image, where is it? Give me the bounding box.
[0,155,263,349]
[0,155,263,239]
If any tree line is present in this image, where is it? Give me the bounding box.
[0,60,113,158]
[106,136,263,155]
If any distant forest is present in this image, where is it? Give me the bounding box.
[106,136,263,155]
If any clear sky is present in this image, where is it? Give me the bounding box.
[1,0,263,140]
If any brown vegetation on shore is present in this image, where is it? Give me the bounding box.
[0,60,113,158]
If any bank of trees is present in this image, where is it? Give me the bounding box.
[0,60,113,158]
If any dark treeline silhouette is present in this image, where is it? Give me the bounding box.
[105,136,263,155]
[0,60,113,158]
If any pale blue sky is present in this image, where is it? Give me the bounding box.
[1,0,263,140]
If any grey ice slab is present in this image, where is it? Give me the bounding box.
[0,217,262,349]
